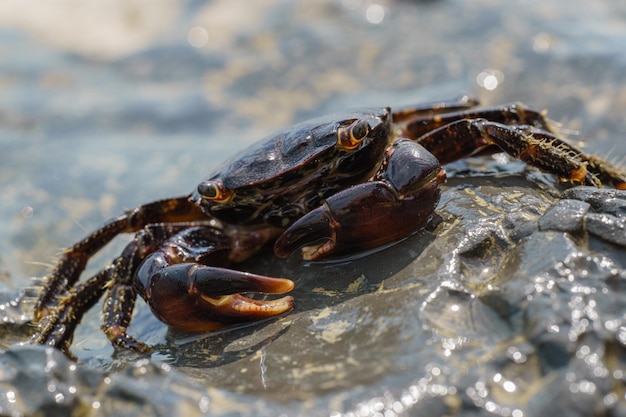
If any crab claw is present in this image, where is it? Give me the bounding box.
[273,204,337,260]
[274,140,445,261]
[274,180,440,261]
[140,263,294,332]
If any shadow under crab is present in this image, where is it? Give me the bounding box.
[30,97,626,356]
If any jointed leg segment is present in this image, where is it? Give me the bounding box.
[396,103,626,189]
[34,219,294,353]
[34,196,207,321]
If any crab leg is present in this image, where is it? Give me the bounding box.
[100,223,198,351]
[392,95,479,124]
[274,139,446,260]
[397,102,552,140]
[415,119,626,189]
[395,102,626,189]
[34,223,294,353]
[34,223,191,352]
[35,196,206,321]
[32,268,111,354]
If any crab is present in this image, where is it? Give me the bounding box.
[31,96,626,355]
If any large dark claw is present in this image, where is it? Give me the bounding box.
[275,141,445,261]
[137,262,294,332]
[274,180,441,260]
[273,204,336,259]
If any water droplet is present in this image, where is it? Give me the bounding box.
[533,33,552,53]
[20,206,34,219]
[503,380,516,393]
[365,4,385,24]
[188,26,209,48]
[476,69,504,91]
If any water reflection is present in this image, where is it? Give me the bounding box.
[476,69,504,91]
[365,4,385,24]
[187,26,209,48]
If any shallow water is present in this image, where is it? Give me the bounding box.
[1,0,626,416]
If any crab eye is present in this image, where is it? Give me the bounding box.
[337,119,370,150]
[197,180,233,203]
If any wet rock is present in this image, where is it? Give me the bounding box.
[562,187,626,220]
[538,199,590,233]
[560,187,626,247]
[0,345,215,417]
[586,213,626,247]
